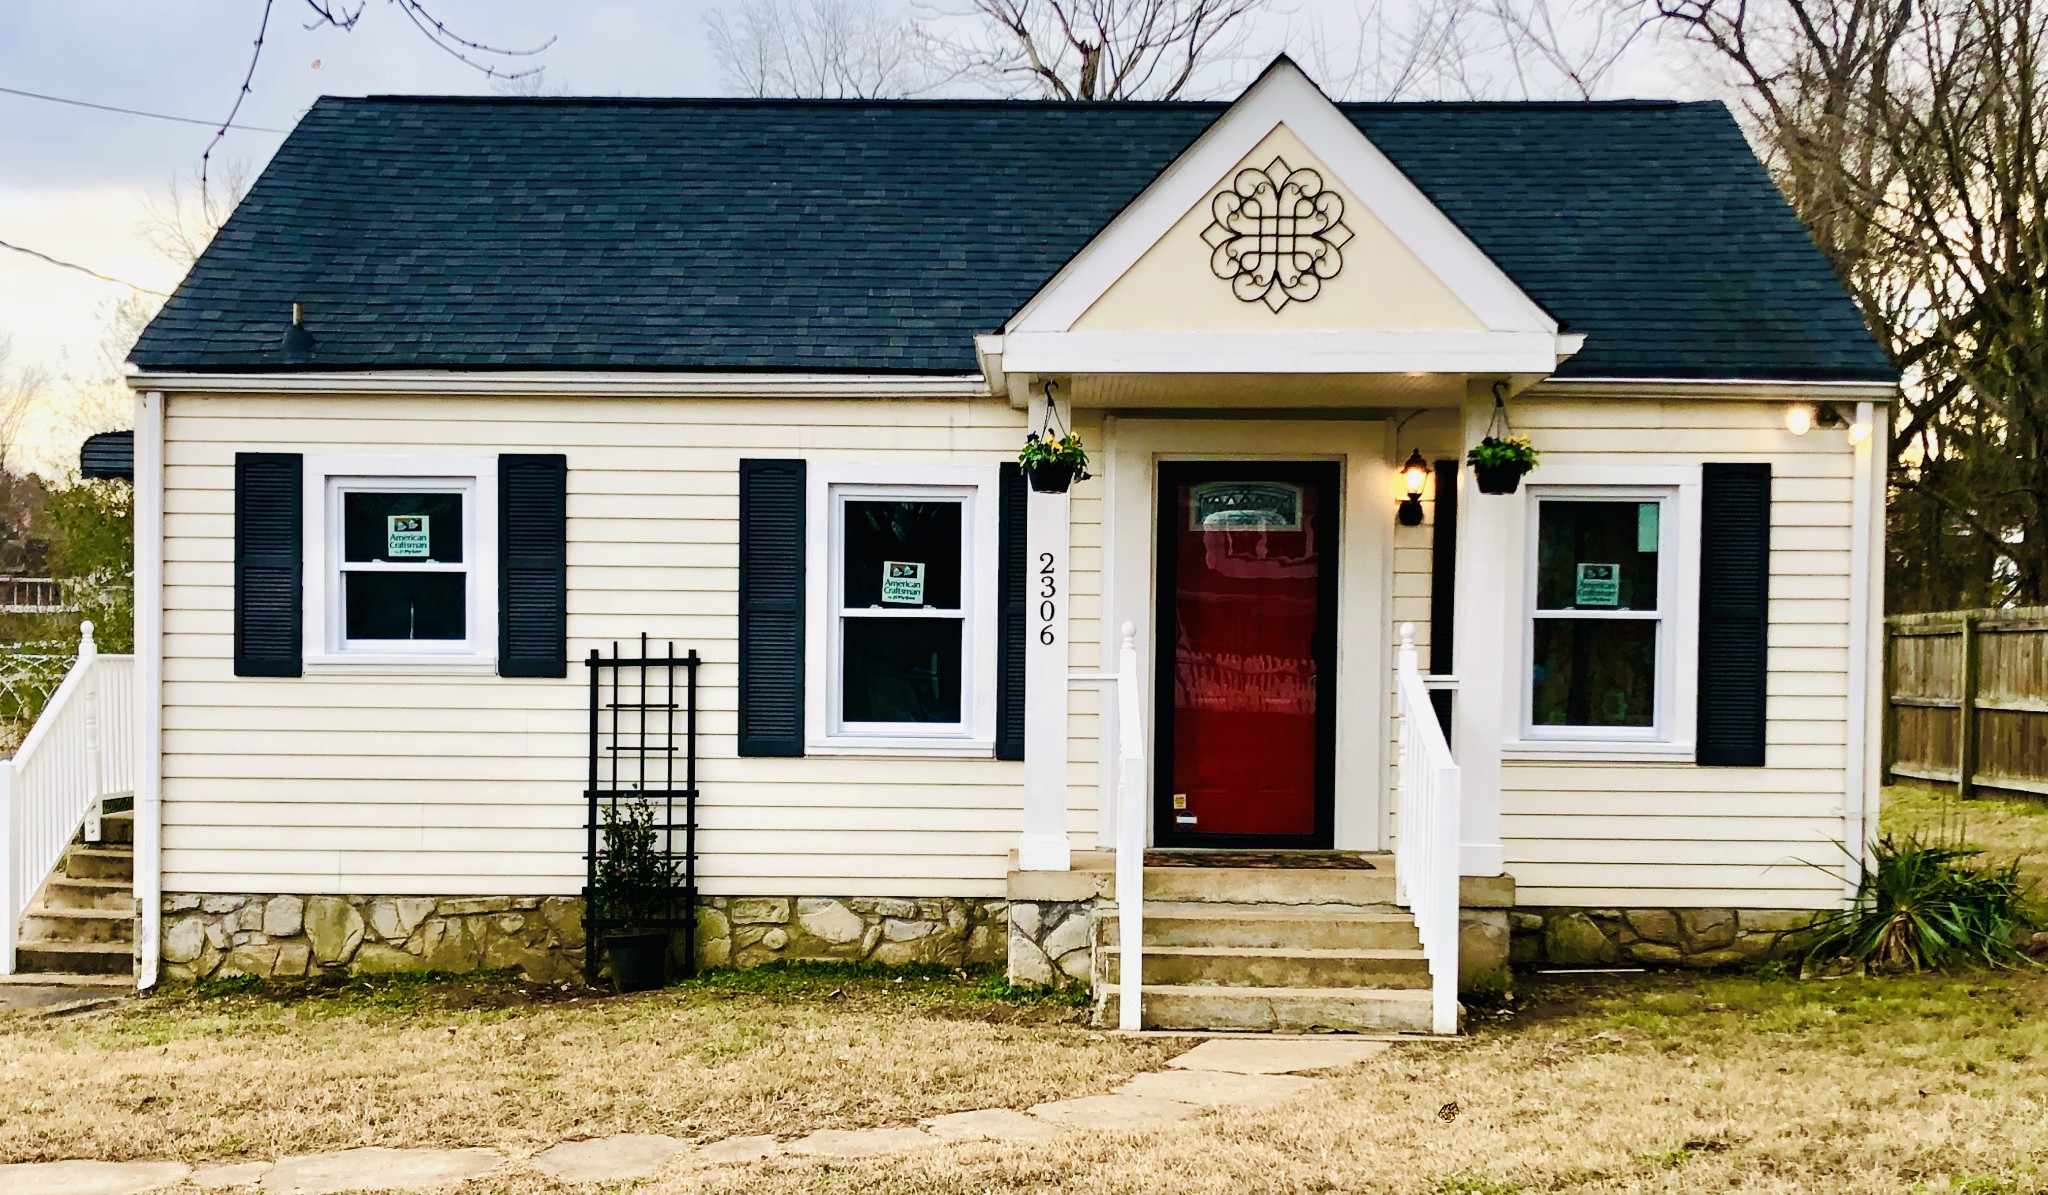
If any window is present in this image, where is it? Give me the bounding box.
[1524,489,1678,742]
[808,464,998,752]
[305,456,497,672]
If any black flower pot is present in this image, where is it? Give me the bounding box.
[1474,462,1530,495]
[1026,461,1081,494]
[604,931,669,993]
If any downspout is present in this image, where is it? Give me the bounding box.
[134,389,165,989]
[1842,399,1882,897]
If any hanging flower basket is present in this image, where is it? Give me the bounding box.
[1019,382,1090,494]
[1467,387,1538,494]
[1025,458,1083,494]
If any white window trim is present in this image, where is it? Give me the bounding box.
[1502,466,1701,758]
[302,453,498,675]
[804,461,1000,756]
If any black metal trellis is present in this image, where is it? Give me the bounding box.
[583,633,700,986]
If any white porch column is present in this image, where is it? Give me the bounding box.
[1017,390,1073,871]
[1450,393,1508,876]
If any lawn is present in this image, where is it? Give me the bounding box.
[0,965,1178,1167]
[5,787,2043,1193]
[1885,782,2048,890]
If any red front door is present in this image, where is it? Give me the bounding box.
[1154,462,1338,847]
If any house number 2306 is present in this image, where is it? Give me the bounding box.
[1037,552,1057,645]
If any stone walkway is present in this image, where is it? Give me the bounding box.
[0,1038,1392,1195]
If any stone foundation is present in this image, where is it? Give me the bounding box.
[1005,899,1094,987]
[159,894,1008,985]
[1509,907,1820,969]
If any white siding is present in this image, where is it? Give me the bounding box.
[1492,397,1855,909]
[162,392,1038,898]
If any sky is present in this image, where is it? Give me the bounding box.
[0,0,1697,469]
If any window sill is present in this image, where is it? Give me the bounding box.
[1501,739,1696,763]
[805,739,997,760]
[304,653,498,676]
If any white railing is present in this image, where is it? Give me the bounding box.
[1,622,135,975]
[1395,623,1462,1036]
[1109,622,1146,1031]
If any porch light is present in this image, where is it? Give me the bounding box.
[1397,450,1430,527]
[1847,418,1874,446]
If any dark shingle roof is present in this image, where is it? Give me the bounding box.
[80,430,134,480]
[130,95,1894,382]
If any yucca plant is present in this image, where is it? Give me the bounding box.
[1805,834,2041,972]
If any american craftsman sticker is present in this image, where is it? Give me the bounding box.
[880,560,926,605]
[386,515,429,558]
[1575,562,1620,607]
[1190,481,1302,531]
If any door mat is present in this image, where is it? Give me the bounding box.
[1142,850,1378,870]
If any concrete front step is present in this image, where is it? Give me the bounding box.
[1102,907,1420,950]
[64,848,133,883]
[21,907,133,945]
[95,809,134,847]
[40,876,133,913]
[1142,867,1397,906]
[1102,984,1443,1033]
[13,941,132,976]
[1102,945,1430,989]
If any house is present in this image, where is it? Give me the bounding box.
[8,59,1896,1032]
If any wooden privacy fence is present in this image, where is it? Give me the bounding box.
[1885,606,2048,797]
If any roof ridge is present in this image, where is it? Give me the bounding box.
[341,93,1696,111]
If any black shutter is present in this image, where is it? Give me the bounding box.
[1697,463,1772,766]
[995,463,1028,761]
[498,454,568,678]
[1428,459,1459,740]
[233,452,302,677]
[739,459,806,756]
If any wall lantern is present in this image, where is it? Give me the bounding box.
[1397,449,1430,527]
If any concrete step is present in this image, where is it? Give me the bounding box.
[0,971,132,988]
[1102,945,1431,989]
[1101,984,1444,1033]
[1102,907,1420,950]
[94,809,134,847]
[1142,867,1397,907]
[13,941,132,976]
[64,847,133,883]
[21,906,133,945]
[40,876,133,913]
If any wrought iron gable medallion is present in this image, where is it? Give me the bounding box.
[1201,156,1354,312]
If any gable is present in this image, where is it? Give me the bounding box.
[1073,123,1484,335]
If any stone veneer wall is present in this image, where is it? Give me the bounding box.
[160,894,1008,985]
[1509,907,1819,969]
[1004,899,1094,987]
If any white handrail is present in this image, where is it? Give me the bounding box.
[2,622,136,976]
[1395,623,1462,1035]
[1110,621,1146,1031]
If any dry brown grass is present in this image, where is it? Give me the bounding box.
[533,970,2046,1195]
[0,968,1177,1166]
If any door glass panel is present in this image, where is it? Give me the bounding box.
[1166,470,1328,840]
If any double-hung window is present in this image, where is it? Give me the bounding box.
[306,455,497,672]
[1524,488,1681,743]
[807,464,998,753]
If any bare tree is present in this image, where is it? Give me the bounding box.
[708,0,935,97]
[923,0,1273,100]
[0,337,48,480]
[1651,0,2048,608]
[1306,0,1650,101]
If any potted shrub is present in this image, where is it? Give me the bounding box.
[1466,435,1539,495]
[591,795,679,992]
[1019,430,1090,494]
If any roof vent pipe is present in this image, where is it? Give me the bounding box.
[281,302,315,360]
